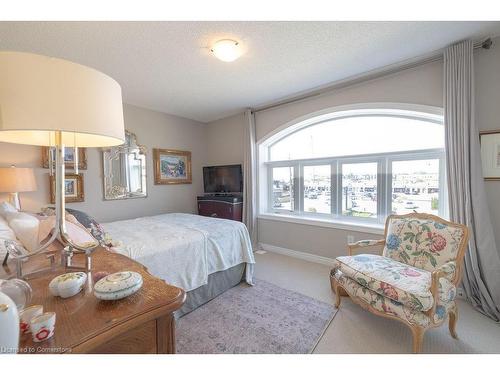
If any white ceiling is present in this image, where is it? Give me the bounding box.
[1,21,500,123]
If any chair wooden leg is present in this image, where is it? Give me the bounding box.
[334,286,342,309]
[449,306,458,339]
[411,326,425,354]
[331,279,342,309]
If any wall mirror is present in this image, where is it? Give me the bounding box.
[102,130,147,200]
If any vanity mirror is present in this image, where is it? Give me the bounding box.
[102,131,147,200]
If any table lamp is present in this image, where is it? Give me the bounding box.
[0,51,125,276]
[0,166,37,210]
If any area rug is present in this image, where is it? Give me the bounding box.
[176,279,336,354]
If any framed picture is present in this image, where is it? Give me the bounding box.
[153,148,192,185]
[480,130,500,180]
[42,147,87,170]
[49,173,85,203]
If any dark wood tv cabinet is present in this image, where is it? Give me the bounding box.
[197,195,243,222]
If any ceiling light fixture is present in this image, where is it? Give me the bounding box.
[210,39,242,62]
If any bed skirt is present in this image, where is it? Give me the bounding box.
[174,263,247,319]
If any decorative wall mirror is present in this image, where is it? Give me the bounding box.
[102,130,147,200]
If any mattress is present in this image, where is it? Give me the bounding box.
[102,213,255,292]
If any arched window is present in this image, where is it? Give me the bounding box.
[261,107,447,226]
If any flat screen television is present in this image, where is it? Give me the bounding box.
[203,164,243,194]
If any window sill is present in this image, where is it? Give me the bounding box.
[257,213,385,235]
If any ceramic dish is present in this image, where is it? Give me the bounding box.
[49,272,87,298]
[19,304,43,334]
[94,280,143,300]
[30,312,56,342]
[93,271,142,293]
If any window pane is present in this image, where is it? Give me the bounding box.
[269,116,444,161]
[341,163,377,218]
[303,165,331,214]
[272,167,294,211]
[391,159,440,215]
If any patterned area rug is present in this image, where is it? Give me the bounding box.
[176,279,336,354]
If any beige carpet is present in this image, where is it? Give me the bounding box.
[254,251,500,354]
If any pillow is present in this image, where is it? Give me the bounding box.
[0,216,20,259]
[4,211,40,252]
[37,215,98,249]
[0,201,18,218]
[41,207,109,246]
[0,216,16,238]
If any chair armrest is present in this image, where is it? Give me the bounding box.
[436,261,457,282]
[427,261,457,323]
[347,239,385,255]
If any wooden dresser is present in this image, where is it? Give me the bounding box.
[197,195,243,221]
[0,248,185,354]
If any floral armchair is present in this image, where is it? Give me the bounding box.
[330,213,469,353]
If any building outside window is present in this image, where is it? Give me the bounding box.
[262,107,447,227]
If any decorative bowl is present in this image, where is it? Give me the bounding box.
[49,272,87,298]
[93,271,143,300]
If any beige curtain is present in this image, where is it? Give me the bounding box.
[444,39,500,321]
[243,109,257,246]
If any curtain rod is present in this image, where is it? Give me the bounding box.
[252,38,493,114]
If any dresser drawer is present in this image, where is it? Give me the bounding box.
[197,200,242,221]
[89,320,157,354]
[198,201,230,218]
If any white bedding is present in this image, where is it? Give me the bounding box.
[101,213,255,292]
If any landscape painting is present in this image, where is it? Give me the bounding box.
[153,148,192,184]
[41,146,87,170]
[49,173,85,203]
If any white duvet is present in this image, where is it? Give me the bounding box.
[101,213,255,292]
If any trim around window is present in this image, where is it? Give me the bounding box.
[257,104,447,229]
[258,212,385,235]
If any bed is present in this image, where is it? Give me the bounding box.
[101,213,255,317]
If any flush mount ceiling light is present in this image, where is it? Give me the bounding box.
[210,39,242,62]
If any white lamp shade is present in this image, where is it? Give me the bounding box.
[0,51,125,147]
[0,167,37,193]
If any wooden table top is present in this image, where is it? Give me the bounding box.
[1,248,186,353]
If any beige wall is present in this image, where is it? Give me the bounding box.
[204,112,245,166]
[206,39,500,259]
[254,61,443,141]
[0,104,207,223]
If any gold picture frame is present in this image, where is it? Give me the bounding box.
[42,147,88,170]
[153,148,192,185]
[49,173,85,203]
[479,130,500,180]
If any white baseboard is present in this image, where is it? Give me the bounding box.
[258,243,336,267]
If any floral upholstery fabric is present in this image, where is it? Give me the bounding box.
[350,240,383,247]
[334,254,456,311]
[332,269,454,328]
[383,217,465,272]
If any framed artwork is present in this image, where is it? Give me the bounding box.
[42,147,87,170]
[153,148,192,185]
[49,173,85,203]
[480,130,500,180]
